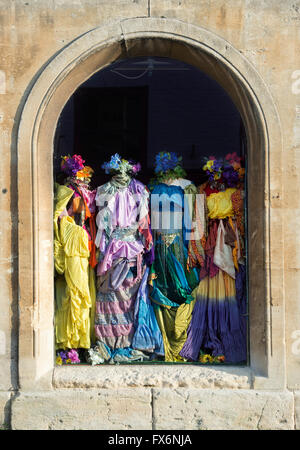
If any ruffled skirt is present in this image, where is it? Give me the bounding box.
[180,268,247,363]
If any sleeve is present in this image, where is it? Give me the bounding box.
[138,186,153,255]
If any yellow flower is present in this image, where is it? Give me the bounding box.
[66,359,71,364]
[214,172,221,180]
[56,356,63,366]
[199,354,212,363]
[206,160,214,171]
[76,165,94,179]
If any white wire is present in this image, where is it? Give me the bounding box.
[110,68,149,80]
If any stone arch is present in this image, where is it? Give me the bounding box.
[17,18,284,390]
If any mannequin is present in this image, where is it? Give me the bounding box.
[94,154,155,358]
[54,155,97,360]
[149,152,200,361]
[180,154,247,363]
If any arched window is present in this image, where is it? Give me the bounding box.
[53,57,249,367]
[17,20,283,390]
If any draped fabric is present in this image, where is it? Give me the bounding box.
[149,180,199,361]
[153,299,196,362]
[187,186,206,271]
[206,188,237,219]
[94,176,154,350]
[95,261,143,349]
[179,270,246,363]
[54,184,92,349]
[180,187,247,364]
[132,267,164,355]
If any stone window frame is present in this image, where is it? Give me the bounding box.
[16,18,284,391]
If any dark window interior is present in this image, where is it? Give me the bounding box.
[54,56,246,187]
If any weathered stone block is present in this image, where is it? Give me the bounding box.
[53,365,251,390]
[152,389,294,430]
[11,389,152,430]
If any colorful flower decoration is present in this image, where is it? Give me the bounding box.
[202,152,244,186]
[85,347,105,366]
[222,165,240,187]
[199,351,225,364]
[56,349,81,365]
[152,151,187,183]
[61,154,94,181]
[101,153,141,175]
[67,349,81,364]
[56,355,63,366]
[154,152,179,173]
[199,353,214,363]
[225,152,242,165]
[76,165,94,179]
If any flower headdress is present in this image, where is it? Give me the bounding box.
[153,151,187,182]
[61,154,94,182]
[101,153,141,175]
[202,152,245,187]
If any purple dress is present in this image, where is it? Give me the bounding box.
[94,176,153,349]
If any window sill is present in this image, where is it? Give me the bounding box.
[53,364,252,389]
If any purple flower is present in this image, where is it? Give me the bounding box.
[59,351,68,361]
[222,166,239,187]
[212,159,223,172]
[61,155,85,177]
[132,162,141,174]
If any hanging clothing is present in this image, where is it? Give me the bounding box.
[213,219,236,279]
[186,186,206,271]
[153,299,196,362]
[94,175,153,350]
[54,183,93,350]
[180,186,247,364]
[206,187,237,219]
[149,180,199,361]
[132,267,164,356]
[179,269,246,363]
[67,182,97,345]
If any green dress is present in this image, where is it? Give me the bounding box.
[149,180,199,361]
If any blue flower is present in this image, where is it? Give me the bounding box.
[154,152,180,173]
[110,153,121,169]
[101,153,122,174]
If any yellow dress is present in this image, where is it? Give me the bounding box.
[54,184,92,349]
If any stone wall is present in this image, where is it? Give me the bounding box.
[0,0,299,429]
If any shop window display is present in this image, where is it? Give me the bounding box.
[54,151,247,366]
